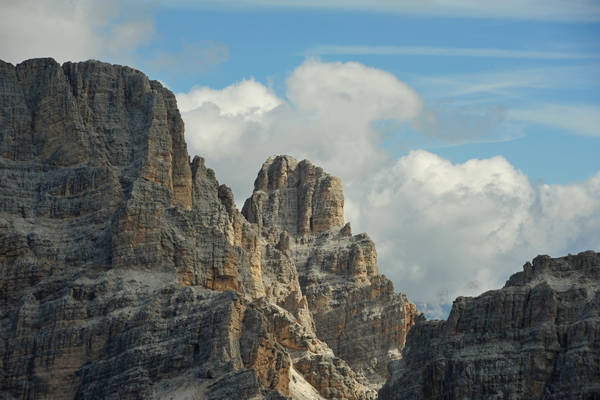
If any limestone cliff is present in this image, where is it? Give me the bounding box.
[0,58,418,400]
[243,156,419,385]
[379,251,600,400]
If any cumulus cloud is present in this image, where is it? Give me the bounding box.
[361,152,535,309]
[178,59,600,319]
[178,78,282,117]
[358,151,600,317]
[0,0,156,65]
[286,60,422,121]
[178,59,423,199]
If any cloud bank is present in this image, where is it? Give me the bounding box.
[0,0,156,65]
[178,59,600,318]
[0,1,228,76]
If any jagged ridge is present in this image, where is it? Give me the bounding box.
[379,251,600,399]
[0,58,419,400]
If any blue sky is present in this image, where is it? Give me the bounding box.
[1,0,599,317]
[132,4,600,184]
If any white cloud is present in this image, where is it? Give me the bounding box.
[166,0,600,22]
[179,59,600,319]
[509,104,600,136]
[286,59,423,121]
[0,0,156,65]
[178,59,423,199]
[178,78,282,116]
[357,152,600,318]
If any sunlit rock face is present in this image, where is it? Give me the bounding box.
[243,155,420,387]
[0,58,418,399]
[379,251,600,400]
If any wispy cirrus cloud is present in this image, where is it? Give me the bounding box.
[166,0,600,22]
[306,45,600,60]
[412,65,600,101]
[400,64,600,140]
[509,104,600,137]
[144,40,230,77]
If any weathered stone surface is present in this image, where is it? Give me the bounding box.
[0,57,272,399]
[243,155,345,236]
[4,57,597,400]
[1,59,416,399]
[379,251,600,400]
[243,155,420,386]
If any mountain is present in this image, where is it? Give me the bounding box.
[1,58,598,400]
[379,251,600,399]
[0,58,418,399]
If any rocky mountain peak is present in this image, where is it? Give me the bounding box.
[4,57,595,400]
[0,59,418,400]
[243,155,344,235]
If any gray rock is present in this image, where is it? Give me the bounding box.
[0,58,418,400]
[379,251,600,400]
[243,155,420,387]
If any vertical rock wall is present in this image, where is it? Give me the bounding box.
[0,58,418,400]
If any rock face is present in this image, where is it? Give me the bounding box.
[243,156,344,236]
[243,156,419,385]
[0,58,418,400]
[379,251,600,400]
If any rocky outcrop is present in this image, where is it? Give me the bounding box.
[0,58,418,400]
[243,156,345,236]
[379,251,600,400]
[243,155,420,386]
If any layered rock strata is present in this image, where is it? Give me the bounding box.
[243,156,419,385]
[379,251,600,400]
[0,58,418,400]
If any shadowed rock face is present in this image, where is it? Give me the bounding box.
[379,251,600,400]
[0,58,418,400]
